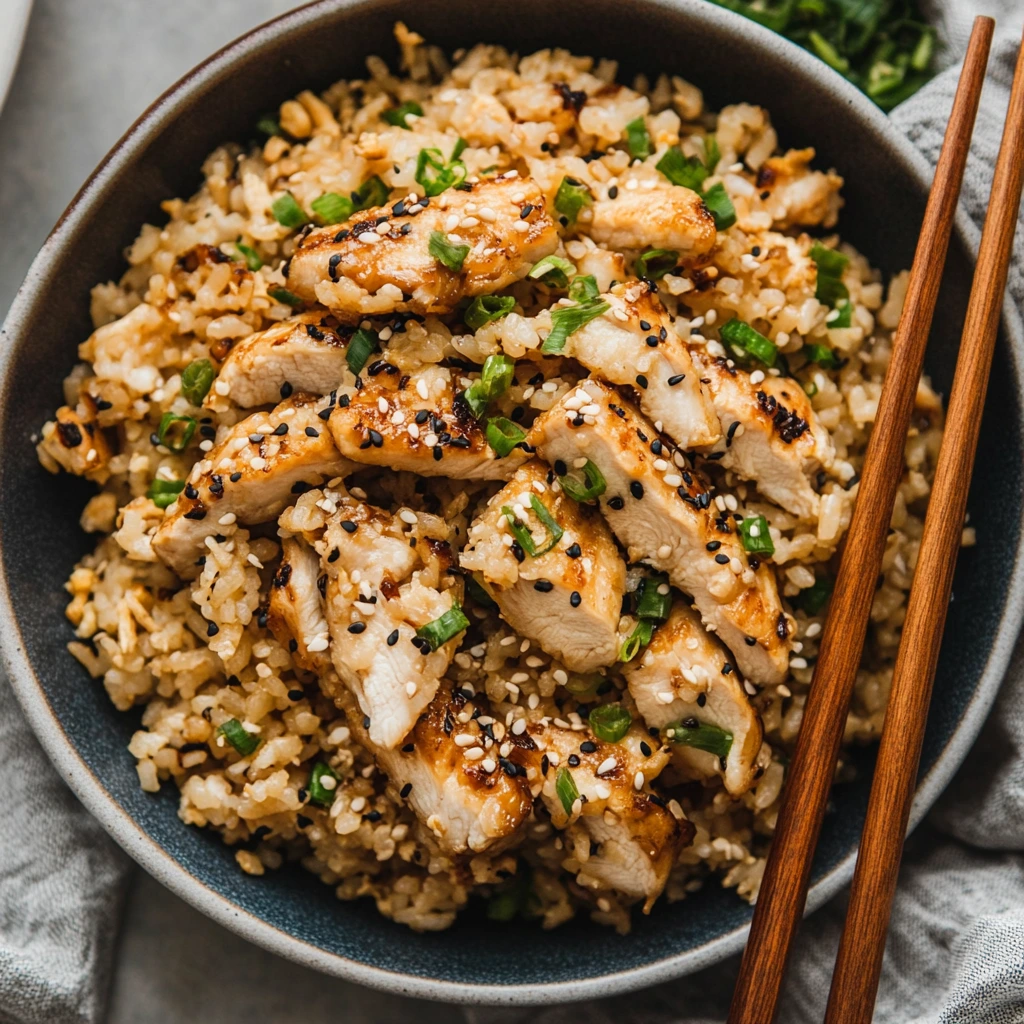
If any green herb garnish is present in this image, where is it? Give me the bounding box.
[308,761,340,807]
[625,116,652,159]
[416,600,470,651]
[414,144,467,197]
[541,299,610,354]
[737,514,775,557]
[635,248,679,281]
[157,412,196,453]
[796,574,833,615]
[558,459,606,502]
[268,287,304,308]
[704,134,721,172]
[234,241,263,271]
[351,175,390,212]
[464,295,516,331]
[589,704,632,743]
[255,115,280,137]
[700,182,737,230]
[568,275,599,302]
[656,148,708,191]
[554,176,593,225]
[619,619,655,662]
[466,574,498,609]
[382,100,424,129]
[803,342,841,369]
[462,354,514,418]
[555,767,579,815]
[719,318,777,367]
[528,254,575,288]
[181,359,215,406]
[635,574,671,622]
[218,718,260,756]
[667,720,733,759]
[429,231,470,272]
[346,327,378,375]
[271,192,308,229]
[146,478,185,510]
[501,495,563,556]
[810,241,850,306]
[311,192,354,225]
[486,417,526,458]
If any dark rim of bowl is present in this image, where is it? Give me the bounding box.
[2,0,1023,1005]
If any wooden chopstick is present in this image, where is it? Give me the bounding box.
[727,17,995,1024]
[822,26,1024,1024]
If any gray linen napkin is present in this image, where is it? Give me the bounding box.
[3,2,1024,1022]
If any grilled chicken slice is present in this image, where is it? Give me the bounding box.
[511,718,692,911]
[37,399,112,481]
[757,147,843,230]
[266,537,331,675]
[459,460,627,672]
[694,354,835,520]
[561,283,720,450]
[529,380,790,684]
[328,365,528,480]
[152,394,355,578]
[583,182,717,256]
[321,501,466,749]
[206,313,351,410]
[623,600,765,795]
[289,173,558,322]
[328,682,534,856]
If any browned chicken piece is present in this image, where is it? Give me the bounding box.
[206,313,352,410]
[289,173,559,322]
[757,147,843,229]
[623,600,766,796]
[583,182,717,256]
[510,717,693,911]
[693,353,835,520]
[152,394,355,578]
[529,379,790,685]
[459,460,627,672]
[321,500,466,749]
[328,366,529,480]
[266,537,331,675]
[37,399,113,481]
[562,282,720,450]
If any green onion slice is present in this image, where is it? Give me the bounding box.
[619,619,655,662]
[382,100,424,129]
[415,147,467,197]
[268,287,304,308]
[635,248,679,281]
[704,134,721,172]
[218,718,260,756]
[462,354,515,418]
[558,459,606,502]
[486,417,526,458]
[827,301,853,329]
[346,327,378,375]
[157,412,196,453]
[308,761,340,808]
[803,342,840,369]
[803,380,819,398]
[568,274,599,302]
[351,175,390,211]
[464,295,516,331]
[656,148,708,191]
[416,600,470,651]
[541,299,610,354]
[555,767,579,815]
[528,254,575,288]
[737,514,775,557]
[234,242,263,271]
[486,868,533,922]
[625,116,652,160]
[466,573,498,609]
[147,478,185,509]
[719,318,778,367]
[635,573,671,622]
[564,673,608,697]
[554,176,593,225]
[256,115,281,138]
[311,191,354,225]
[181,359,215,406]
[271,192,308,229]
[700,182,737,231]
[810,242,850,306]
[588,704,632,743]
[501,494,563,556]
[667,720,733,759]
[429,231,470,272]
[796,575,833,615]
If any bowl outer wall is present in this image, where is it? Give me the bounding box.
[1,0,1023,1005]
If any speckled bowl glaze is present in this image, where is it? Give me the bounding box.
[2,0,1022,1004]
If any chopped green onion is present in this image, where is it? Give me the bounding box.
[310,192,354,225]
[415,147,467,197]
[619,619,655,662]
[796,575,833,615]
[700,182,737,231]
[466,573,498,609]
[271,192,308,229]
[667,720,733,759]
[450,137,468,161]
[351,175,390,212]
[346,327,378,375]
[554,177,593,225]
[462,354,515,418]
[558,459,606,502]
[487,869,533,921]
[308,761,340,807]
[588,703,632,743]
[268,287,304,308]
[429,231,470,272]
[486,417,526,458]
[541,299,610,354]
[803,380,819,398]
[255,115,280,137]
[635,248,679,281]
[501,494,563,556]
[147,478,185,509]
[635,574,671,621]
[737,514,775,557]
[810,242,849,306]
[218,718,260,756]
[625,116,651,159]
[416,600,470,651]
[555,767,579,815]
[656,148,708,191]
[719,318,778,367]
[382,100,424,129]
[464,295,516,331]
[180,359,215,406]
[528,254,575,288]
[827,301,853,329]
[565,673,609,697]
[568,275,599,302]
[234,241,263,271]
[803,343,840,369]
[157,412,196,453]
[704,134,721,173]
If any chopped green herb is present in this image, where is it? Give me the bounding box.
[635,574,671,622]
[568,274,599,302]
[700,182,737,230]
[462,354,514,417]
[565,674,608,697]
[416,600,470,651]
[803,380,819,398]
[656,148,708,191]
[667,720,733,759]
[146,478,185,509]
[501,494,563,556]
[466,573,498,609]
[218,718,260,756]
[464,294,516,331]
[268,287,304,308]
[271,192,308,229]
[351,175,390,211]
[450,137,468,161]
[234,241,263,271]
[180,359,215,406]
[486,417,526,458]
[796,575,833,615]
[157,412,196,453]
[704,134,721,173]
[310,192,354,225]
[827,301,853,329]
[346,327,378,375]
[308,761,340,807]
[635,248,679,281]
[558,459,606,502]
[589,704,632,743]
[555,767,579,815]
[803,342,841,369]
[541,299,610,354]
[382,100,424,129]
[810,242,850,306]
[528,254,575,288]
[738,514,775,557]
[429,231,470,272]
[554,176,593,225]
[625,116,652,159]
[487,868,534,921]
[415,146,467,197]
[255,115,280,138]
[719,318,777,367]
[619,619,655,662]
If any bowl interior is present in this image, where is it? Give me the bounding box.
[2,0,1020,1000]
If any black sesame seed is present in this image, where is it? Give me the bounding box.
[630,481,644,499]
[697,692,707,706]
[635,374,648,389]
[640,741,652,757]
[554,459,567,476]
[280,382,293,398]
[744,636,757,646]
[288,688,304,701]
[540,754,550,775]
[363,716,371,729]
[520,203,534,218]
[338,393,351,408]
[646,335,659,347]
[608,496,625,510]
[751,246,761,256]
[400,783,412,798]
[639,320,651,331]
[580,741,597,753]
[568,754,581,767]
[273,423,289,436]
[650,439,663,455]
[206,621,219,637]
[566,543,582,558]
[608,185,619,198]
[248,433,265,444]
[402,743,415,753]
[534,579,554,593]
[387,629,399,646]
[432,446,443,461]
[348,622,366,634]
[229,472,242,482]
[341,521,357,534]
[667,373,686,386]
[706,541,721,551]
[570,591,581,607]
[715,553,730,564]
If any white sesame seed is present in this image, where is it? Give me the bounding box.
[218,512,237,526]
[668,799,685,820]
[375,221,391,236]
[307,635,329,652]
[791,657,808,669]
[464,746,485,761]
[481,758,496,773]
[199,440,213,452]
[657,691,675,704]
[664,473,683,487]
[682,668,697,685]
[553,669,568,685]
[749,369,765,385]
[724,494,738,511]
[358,232,379,243]
[454,734,476,747]
[407,423,420,439]
[405,681,418,697]
[596,756,617,776]
[744,680,757,695]
[444,214,460,231]
[377,397,389,414]
[633,771,645,791]
[320,774,337,791]
[423,432,438,447]
[416,379,429,399]
[511,718,527,736]
[399,509,417,525]
[657,544,672,559]
[513,220,530,233]
[805,622,822,638]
